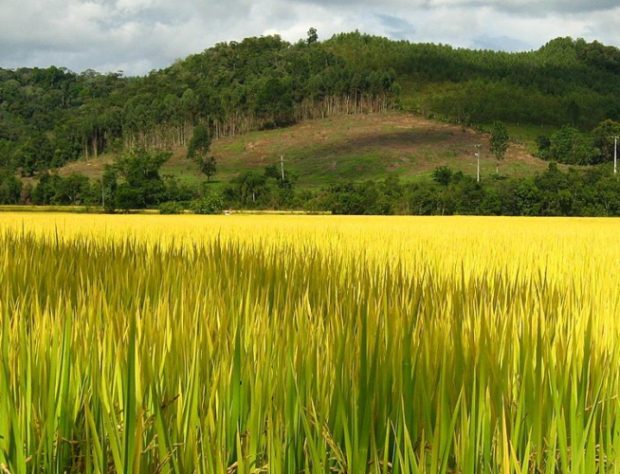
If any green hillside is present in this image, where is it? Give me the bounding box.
[3,32,620,215]
[3,32,620,179]
[325,34,620,126]
[57,112,551,187]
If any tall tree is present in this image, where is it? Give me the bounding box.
[188,124,218,181]
[113,149,170,210]
[187,124,211,160]
[102,166,118,212]
[592,119,620,164]
[200,156,217,181]
[490,121,509,175]
[307,27,318,45]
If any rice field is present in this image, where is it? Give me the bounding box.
[1,213,620,473]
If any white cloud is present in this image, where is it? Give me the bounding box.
[0,0,619,75]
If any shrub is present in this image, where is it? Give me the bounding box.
[192,193,224,214]
[158,201,184,214]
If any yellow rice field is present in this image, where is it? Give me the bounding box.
[1,213,620,473]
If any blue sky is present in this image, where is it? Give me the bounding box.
[1,0,619,75]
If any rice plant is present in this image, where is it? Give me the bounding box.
[1,213,620,473]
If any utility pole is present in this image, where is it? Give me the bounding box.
[475,144,481,183]
[280,155,285,180]
[614,136,618,176]
[101,176,105,209]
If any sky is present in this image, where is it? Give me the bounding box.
[1,0,620,76]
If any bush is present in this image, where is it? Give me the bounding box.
[192,193,224,214]
[547,126,599,165]
[158,201,184,214]
[432,166,453,186]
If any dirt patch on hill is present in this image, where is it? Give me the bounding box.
[212,112,549,179]
[56,155,115,179]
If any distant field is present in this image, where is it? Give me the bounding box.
[57,112,553,187]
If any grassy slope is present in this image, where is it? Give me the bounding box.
[57,112,553,188]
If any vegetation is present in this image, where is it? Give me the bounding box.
[0,214,619,472]
[323,34,620,127]
[4,33,620,174]
[191,193,224,214]
[5,29,620,473]
[318,163,620,216]
[17,152,620,217]
[490,122,509,174]
[187,124,217,180]
[158,201,184,214]
[4,33,620,213]
[0,33,399,177]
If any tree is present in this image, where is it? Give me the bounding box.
[307,27,318,45]
[432,166,453,186]
[0,172,22,204]
[115,184,142,212]
[188,124,217,180]
[112,149,169,209]
[536,135,552,159]
[17,133,54,177]
[31,173,63,204]
[192,192,224,214]
[200,156,217,181]
[102,166,117,212]
[592,119,620,164]
[188,124,211,161]
[490,121,509,174]
[548,126,599,165]
[233,171,267,205]
[54,173,90,204]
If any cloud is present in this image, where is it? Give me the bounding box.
[0,0,620,75]
[376,14,415,40]
[473,35,532,52]
[293,0,620,15]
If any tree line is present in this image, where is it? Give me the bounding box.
[536,119,620,165]
[4,148,620,217]
[318,164,620,217]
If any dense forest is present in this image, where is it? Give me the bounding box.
[3,31,620,213]
[325,34,620,127]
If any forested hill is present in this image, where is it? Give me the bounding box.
[326,34,620,128]
[2,32,620,177]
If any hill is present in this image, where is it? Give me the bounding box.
[3,32,620,216]
[3,33,620,179]
[57,112,550,187]
[326,34,620,127]
[13,110,620,217]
